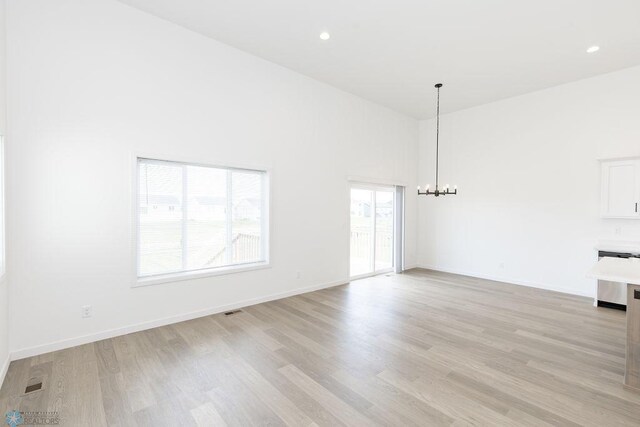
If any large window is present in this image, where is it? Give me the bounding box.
[137,158,268,280]
[0,137,4,279]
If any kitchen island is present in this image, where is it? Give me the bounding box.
[589,257,640,392]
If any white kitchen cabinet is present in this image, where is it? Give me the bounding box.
[601,158,640,218]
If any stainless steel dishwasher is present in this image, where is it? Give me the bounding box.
[597,250,640,309]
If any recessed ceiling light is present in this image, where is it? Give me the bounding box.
[586,45,600,53]
[319,32,331,41]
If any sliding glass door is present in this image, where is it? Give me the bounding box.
[350,185,395,278]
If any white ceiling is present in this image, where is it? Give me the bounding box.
[117,0,640,119]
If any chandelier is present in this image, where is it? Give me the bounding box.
[418,83,457,197]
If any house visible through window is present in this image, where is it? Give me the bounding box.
[137,158,268,278]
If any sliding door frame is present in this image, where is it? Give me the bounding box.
[349,181,401,280]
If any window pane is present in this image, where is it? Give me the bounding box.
[375,191,394,271]
[186,166,228,270]
[137,159,267,278]
[231,171,263,264]
[350,188,373,276]
[138,162,183,276]
[0,139,4,277]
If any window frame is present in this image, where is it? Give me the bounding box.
[0,136,5,282]
[132,154,271,287]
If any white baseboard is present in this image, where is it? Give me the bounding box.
[415,264,594,298]
[0,353,9,389]
[8,267,593,361]
[11,278,349,361]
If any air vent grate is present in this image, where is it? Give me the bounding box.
[25,382,42,394]
[224,309,242,316]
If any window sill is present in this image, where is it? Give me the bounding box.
[133,262,271,288]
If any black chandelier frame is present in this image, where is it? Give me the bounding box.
[418,83,457,197]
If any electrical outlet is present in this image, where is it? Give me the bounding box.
[614,227,622,235]
[81,305,92,318]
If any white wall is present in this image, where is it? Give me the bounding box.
[6,0,418,357]
[417,66,640,297]
[0,0,8,382]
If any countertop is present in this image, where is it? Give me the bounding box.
[588,257,640,284]
[595,240,640,254]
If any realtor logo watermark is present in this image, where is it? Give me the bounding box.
[4,411,22,427]
[5,411,59,426]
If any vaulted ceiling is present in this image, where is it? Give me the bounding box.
[118,0,640,118]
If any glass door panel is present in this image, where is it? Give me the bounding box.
[350,188,374,276]
[375,190,394,271]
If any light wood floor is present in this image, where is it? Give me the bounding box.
[1,269,640,426]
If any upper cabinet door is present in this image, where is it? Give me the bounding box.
[601,159,640,219]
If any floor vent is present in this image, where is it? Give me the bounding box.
[224,309,242,316]
[25,382,43,394]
